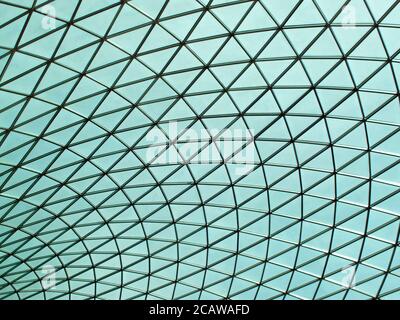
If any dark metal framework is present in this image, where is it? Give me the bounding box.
[0,0,399,300]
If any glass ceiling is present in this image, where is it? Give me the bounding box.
[0,0,399,300]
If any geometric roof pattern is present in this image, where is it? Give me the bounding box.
[0,0,399,300]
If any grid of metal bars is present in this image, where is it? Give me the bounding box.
[0,0,399,300]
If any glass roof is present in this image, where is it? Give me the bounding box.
[0,0,399,300]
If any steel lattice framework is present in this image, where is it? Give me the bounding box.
[0,0,399,300]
